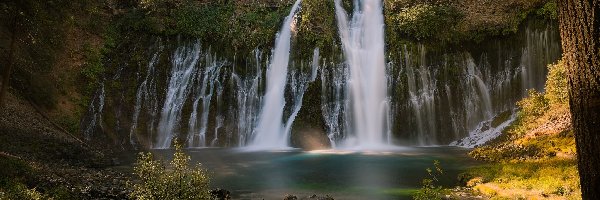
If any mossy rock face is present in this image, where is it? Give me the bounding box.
[296,0,337,58]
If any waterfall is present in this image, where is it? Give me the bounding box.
[87,14,559,149]
[334,0,390,148]
[156,41,202,149]
[283,48,320,141]
[83,83,105,141]
[400,45,439,145]
[232,49,264,146]
[187,52,225,147]
[249,0,302,149]
[321,59,349,148]
[130,46,161,146]
[211,71,225,147]
[520,25,561,94]
[450,23,561,147]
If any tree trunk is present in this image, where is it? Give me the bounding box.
[0,10,18,108]
[557,0,600,199]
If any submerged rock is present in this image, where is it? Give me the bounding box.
[210,188,231,200]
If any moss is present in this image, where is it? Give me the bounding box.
[80,43,105,96]
[491,111,513,128]
[390,3,462,42]
[535,0,558,20]
[115,1,294,57]
[296,0,336,58]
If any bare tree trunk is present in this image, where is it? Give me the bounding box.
[558,0,600,199]
[0,10,18,108]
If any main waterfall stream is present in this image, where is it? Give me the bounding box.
[250,0,302,150]
[334,0,391,149]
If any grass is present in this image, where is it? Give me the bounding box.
[463,159,580,199]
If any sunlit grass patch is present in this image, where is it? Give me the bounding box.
[462,159,580,199]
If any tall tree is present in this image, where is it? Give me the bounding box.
[557,0,600,199]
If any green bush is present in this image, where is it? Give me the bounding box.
[413,160,445,200]
[129,143,211,200]
[545,61,569,106]
[393,4,462,41]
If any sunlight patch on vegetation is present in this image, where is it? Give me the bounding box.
[462,61,581,199]
[462,159,580,199]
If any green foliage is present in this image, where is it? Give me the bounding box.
[297,0,336,57]
[130,143,211,200]
[536,0,558,20]
[413,160,444,200]
[470,62,571,162]
[461,159,580,199]
[80,43,105,96]
[545,61,569,105]
[518,89,549,120]
[116,1,293,55]
[393,4,462,41]
[173,3,233,41]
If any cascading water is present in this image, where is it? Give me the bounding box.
[130,46,161,146]
[83,83,105,141]
[249,0,302,149]
[88,11,559,149]
[211,71,225,147]
[283,49,320,140]
[231,49,264,146]
[469,62,493,119]
[403,45,438,145]
[334,0,390,148]
[156,41,202,149]
[187,52,225,147]
[320,59,349,148]
[450,24,561,147]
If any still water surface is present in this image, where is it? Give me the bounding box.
[144,147,478,199]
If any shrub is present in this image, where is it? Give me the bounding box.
[517,89,549,120]
[129,143,211,200]
[545,61,569,106]
[413,160,444,200]
[394,3,461,41]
